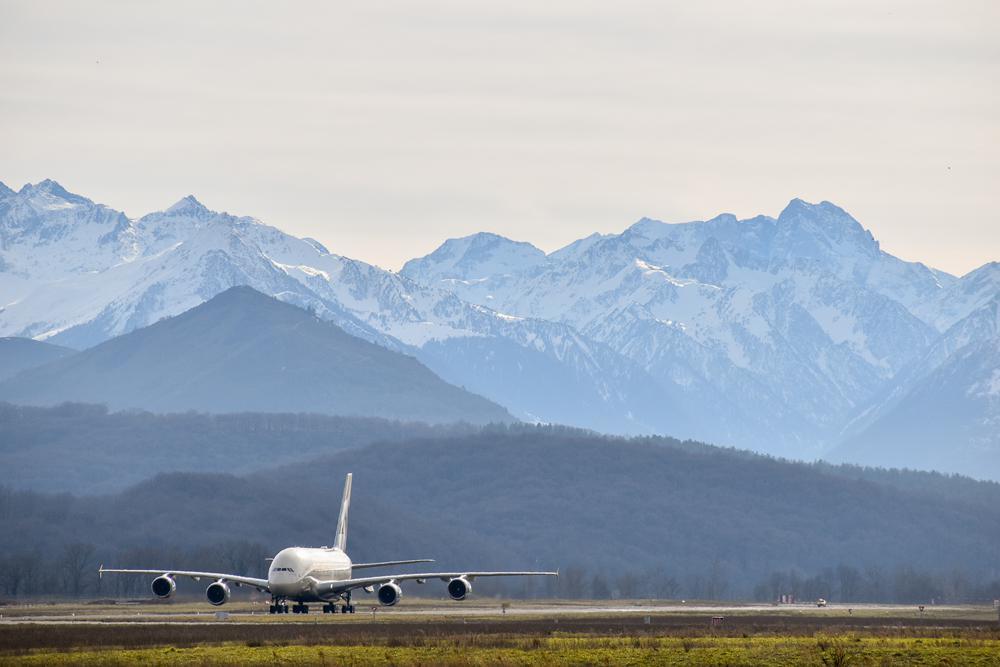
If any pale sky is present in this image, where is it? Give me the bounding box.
[1,1,997,275]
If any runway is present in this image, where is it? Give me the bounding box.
[2,600,994,625]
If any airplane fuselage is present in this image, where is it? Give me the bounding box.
[268,547,352,601]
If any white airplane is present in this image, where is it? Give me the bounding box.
[99,473,557,614]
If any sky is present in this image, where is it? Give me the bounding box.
[1,1,997,275]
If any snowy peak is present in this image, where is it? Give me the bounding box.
[164,194,211,217]
[11,179,94,212]
[0,181,14,198]
[401,231,546,285]
[19,178,77,198]
[774,198,879,260]
[137,195,258,257]
[0,180,135,271]
[777,198,853,225]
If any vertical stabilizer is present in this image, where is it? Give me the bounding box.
[334,473,352,551]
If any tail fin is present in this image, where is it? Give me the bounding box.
[334,473,352,551]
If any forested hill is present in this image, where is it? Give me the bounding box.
[3,427,999,601]
[0,402,479,494]
[0,287,513,425]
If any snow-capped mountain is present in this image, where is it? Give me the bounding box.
[2,179,996,473]
[401,200,998,463]
[0,180,674,435]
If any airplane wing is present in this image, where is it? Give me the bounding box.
[311,570,557,595]
[99,566,269,592]
[351,559,434,570]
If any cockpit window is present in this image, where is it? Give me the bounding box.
[273,567,295,573]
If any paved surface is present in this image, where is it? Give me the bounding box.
[1,602,992,624]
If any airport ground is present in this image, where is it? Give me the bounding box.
[2,599,999,665]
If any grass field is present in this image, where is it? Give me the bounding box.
[2,601,999,665]
[6,636,1000,666]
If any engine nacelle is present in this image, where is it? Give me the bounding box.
[447,577,472,601]
[151,575,176,599]
[377,582,402,606]
[206,581,231,606]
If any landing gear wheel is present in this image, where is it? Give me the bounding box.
[349,605,356,614]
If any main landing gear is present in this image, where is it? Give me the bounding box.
[323,592,356,614]
[269,595,355,615]
[268,601,312,614]
[322,603,356,614]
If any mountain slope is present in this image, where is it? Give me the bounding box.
[0,286,513,424]
[832,299,1000,479]
[0,337,75,381]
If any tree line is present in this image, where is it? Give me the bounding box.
[3,542,998,604]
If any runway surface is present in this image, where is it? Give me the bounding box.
[2,600,995,625]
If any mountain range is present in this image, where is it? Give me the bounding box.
[0,180,996,477]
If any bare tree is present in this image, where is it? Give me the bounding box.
[559,566,587,599]
[60,542,96,597]
[616,572,640,599]
[591,574,611,599]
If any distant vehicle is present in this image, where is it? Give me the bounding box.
[100,473,557,614]
[816,598,828,607]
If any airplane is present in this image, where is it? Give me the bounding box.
[99,473,557,614]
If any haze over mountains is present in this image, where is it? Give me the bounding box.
[0,337,73,381]
[0,179,996,478]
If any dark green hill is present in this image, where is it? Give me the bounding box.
[4,427,998,601]
[0,287,512,424]
[0,337,74,381]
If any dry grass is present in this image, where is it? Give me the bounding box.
[6,636,1000,666]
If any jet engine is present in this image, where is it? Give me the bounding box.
[151,575,176,599]
[377,582,402,606]
[206,581,231,606]
[447,577,472,601]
